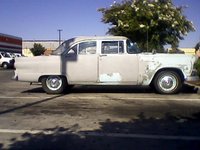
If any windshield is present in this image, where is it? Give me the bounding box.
[126,39,141,54]
[0,52,11,58]
[52,38,75,55]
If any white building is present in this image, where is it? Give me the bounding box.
[22,40,61,56]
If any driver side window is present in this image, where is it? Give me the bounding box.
[127,40,139,54]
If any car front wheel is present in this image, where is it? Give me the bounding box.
[41,76,67,94]
[2,62,9,69]
[153,71,182,94]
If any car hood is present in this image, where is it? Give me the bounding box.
[138,53,197,65]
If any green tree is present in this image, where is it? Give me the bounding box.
[30,43,46,56]
[194,59,200,77]
[99,0,195,52]
[194,42,200,77]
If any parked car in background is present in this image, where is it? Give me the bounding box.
[6,52,22,58]
[14,53,22,57]
[0,52,15,69]
[14,36,199,94]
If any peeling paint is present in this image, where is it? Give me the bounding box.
[140,61,162,85]
[100,73,122,82]
[178,64,189,72]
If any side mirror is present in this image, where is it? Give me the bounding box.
[68,49,75,54]
[66,49,76,57]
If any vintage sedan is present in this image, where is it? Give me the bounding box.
[14,36,199,94]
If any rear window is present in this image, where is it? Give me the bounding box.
[0,52,11,58]
[101,41,124,54]
[79,41,96,55]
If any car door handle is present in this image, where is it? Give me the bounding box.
[100,54,107,57]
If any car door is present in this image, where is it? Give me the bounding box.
[63,41,98,84]
[98,40,138,84]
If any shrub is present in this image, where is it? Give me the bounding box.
[30,43,46,56]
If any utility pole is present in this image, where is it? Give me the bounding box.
[57,29,63,45]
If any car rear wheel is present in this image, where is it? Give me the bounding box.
[153,71,182,94]
[41,76,67,94]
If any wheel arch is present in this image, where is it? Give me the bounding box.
[38,75,67,83]
[150,68,185,86]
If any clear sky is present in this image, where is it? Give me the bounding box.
[0,0,199,48]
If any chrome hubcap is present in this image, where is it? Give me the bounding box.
[46,76,62,91]
[159,75,177,92]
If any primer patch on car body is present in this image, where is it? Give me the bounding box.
[99,73,122,82]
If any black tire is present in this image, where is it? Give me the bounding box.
[41,76,67,94]
[2,62,9,69]
[153,71,182,94]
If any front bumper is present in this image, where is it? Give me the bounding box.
[185,74,200,88]
[185,68,200,82]
[185,76,200,82]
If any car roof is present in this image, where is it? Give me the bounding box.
[70,36,128,43]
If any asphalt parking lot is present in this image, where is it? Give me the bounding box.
[0,69,200,150]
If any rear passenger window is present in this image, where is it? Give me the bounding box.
[101,41,124,54]
[78,41,96,55]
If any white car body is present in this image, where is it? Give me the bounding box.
[14,36,199,94]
